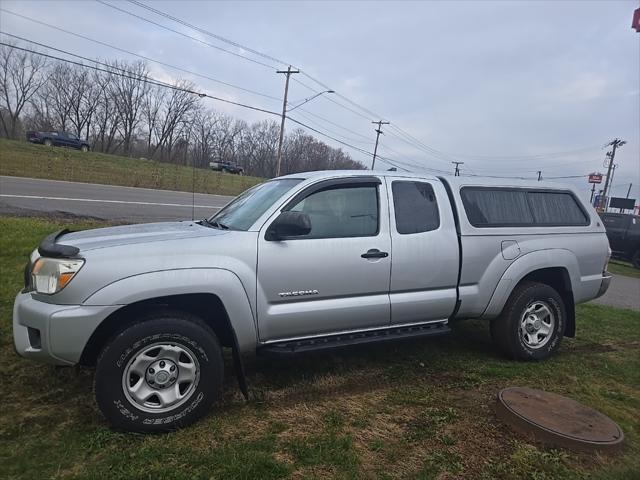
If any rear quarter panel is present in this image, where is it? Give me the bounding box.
[441,177,608,319]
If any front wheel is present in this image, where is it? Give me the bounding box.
[631,250,640,269]
[43,139,53,147]
[95,312,223,432]
[490,281,565,361]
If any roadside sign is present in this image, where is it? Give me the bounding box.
[609,197,636,210]
[588,173,603,184]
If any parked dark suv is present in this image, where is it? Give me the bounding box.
[600,212,640,268]
[26,131,90,152]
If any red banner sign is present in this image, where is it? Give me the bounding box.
[588,173,603,184]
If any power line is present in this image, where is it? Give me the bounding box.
[127,0,290,68]
[0,42,282,117]
[114,2,606,170]
[0,8,281,102]
[96,0,277,70]
[297,108,374,143]
[295,111,374,146]
[1,41,412,173]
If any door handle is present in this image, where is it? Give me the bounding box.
[361,249,389,259]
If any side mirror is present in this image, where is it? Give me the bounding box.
[266,211,311,240]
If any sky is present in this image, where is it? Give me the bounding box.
[1,0,638,203]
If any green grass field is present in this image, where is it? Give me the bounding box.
[1,216,639,479]
[0,138,262,196]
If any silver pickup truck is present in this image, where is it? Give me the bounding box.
[13,170,611,432]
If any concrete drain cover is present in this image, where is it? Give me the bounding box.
[495,387,624,453]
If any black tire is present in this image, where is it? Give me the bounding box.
[490,281,566,361]
[80,145,89,152]
[631,250,640,269]
[43,139,53,147]
[95,311,223,433]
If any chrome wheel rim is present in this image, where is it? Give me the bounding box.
[519,301,555,349]
[122,342,200,413]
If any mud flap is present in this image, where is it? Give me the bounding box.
[231,331,249,400]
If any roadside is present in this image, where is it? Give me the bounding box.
[0,138,262,196]
[591,273,640,311]
[608,260,640,279]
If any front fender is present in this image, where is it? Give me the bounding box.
[82,268,257,352]
[482,249,580,319]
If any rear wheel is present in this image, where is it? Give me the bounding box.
[631,250,640,269]
[43,139,53,147]
[80,145,89,152]
[490,281,565,361]
[95,311,223,432]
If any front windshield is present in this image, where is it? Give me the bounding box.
[208,178,303,231]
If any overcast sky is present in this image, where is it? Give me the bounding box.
[2,0,638,202]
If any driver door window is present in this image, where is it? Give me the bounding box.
[289,185,378,238]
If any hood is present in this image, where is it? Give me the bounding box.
[57,221,228,252]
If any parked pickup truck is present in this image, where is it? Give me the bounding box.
[13,171,611,432]
[26,130,90,151]
[600,212,640,268]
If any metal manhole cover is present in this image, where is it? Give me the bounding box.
[495,387,624,453]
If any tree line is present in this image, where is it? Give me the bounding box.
[0,44,364,177]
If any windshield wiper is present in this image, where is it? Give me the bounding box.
[200,218,230,230]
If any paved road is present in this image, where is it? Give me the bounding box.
[591,274,640,311]
[0,176,235,222]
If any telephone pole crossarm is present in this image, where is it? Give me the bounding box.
[452,161,464,176]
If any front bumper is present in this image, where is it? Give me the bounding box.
[595,271,613,299]
[13,291,120,365]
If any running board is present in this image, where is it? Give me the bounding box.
[259,322,451,355]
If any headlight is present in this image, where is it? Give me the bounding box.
[31,258,84,294]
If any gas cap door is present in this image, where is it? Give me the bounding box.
[501,240,521,260]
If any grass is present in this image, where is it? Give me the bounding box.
[1,215,639,479]
[608,260,640,279]
[0,138,263,196]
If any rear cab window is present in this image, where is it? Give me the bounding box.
[392,181,440,234]
[460,187,589,227]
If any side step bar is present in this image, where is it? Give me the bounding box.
[259,321,451,355]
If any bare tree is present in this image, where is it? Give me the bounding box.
[67,66,100,139]
[2,49,365,175]
[0,43,47,138]
[91,69,122,153]
[149,80,199,161]
[109,60,149,155]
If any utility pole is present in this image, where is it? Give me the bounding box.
[537,171,542,181]
[452,161,464,176]
[620,183,633,213]
[371,120,389,170]
[275,66,299,177]
[599,138,626,212]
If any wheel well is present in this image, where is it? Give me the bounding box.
[79,293,235,366]
[519,267,576,337]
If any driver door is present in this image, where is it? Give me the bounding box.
[256,177,392,342]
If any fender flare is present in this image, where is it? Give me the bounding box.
[482,249,579,319]
[83,268,257,353]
